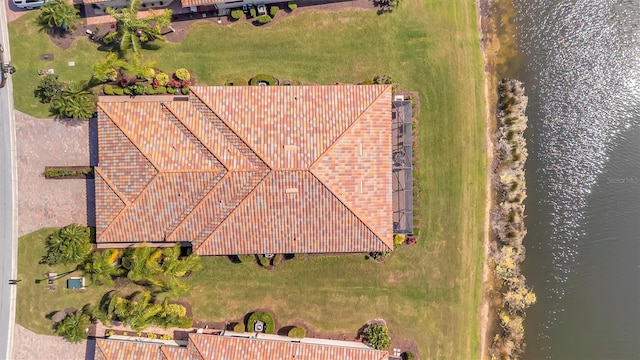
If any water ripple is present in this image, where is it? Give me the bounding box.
[513,0,640,357]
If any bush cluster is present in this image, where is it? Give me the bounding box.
[287,326,306,338]
[230,9,243,19]
[257,14,271,24]
[287,2,297,10]
[246,312,275,334]
[249,73,276,85]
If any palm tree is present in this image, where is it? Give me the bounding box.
[55,311,90,343]
[103,0,172,54]
[36,0,80,33]
[41,224,92,266]
[121,244,163,286]
[158,244,202,294]
[154,298,192,329]
[50,81,97,120]
[84,249,125,286]
[108,291,161,331]
[91,53,127,83]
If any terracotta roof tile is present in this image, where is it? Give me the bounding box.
[98,171,224,242]
[311,89,393,247]
[180,0,226,7]
[197,171,387,255]
[95,339,162,360]
[191,86,385,170]
[94,172,126,235]
[168,170,269,245]
[188,334,389,360]
[97,111,158,202]
[96,86,392,254]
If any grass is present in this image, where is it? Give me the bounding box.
[15,228,143,335]
[11,1,487,358]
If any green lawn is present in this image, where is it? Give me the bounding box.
[12,1,486,358]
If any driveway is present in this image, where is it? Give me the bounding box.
[16,111,93,236]
[12,324,91,360]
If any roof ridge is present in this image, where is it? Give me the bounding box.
[188,335,207,359]
[309,84,391,169]
[94,167,130,242]
[165,170,228,242]
[195,169,270,253]
[307,170,389,251]
[98,170,162,243]
[190,88,272,170]
[98,104,161,172]
[161,102,230,171]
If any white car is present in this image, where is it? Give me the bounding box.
[13,0,49,10]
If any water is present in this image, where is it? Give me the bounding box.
[497,0,640,358]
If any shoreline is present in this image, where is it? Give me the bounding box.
[476,0,499,359]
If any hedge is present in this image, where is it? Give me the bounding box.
[287,2,297,10]
[269,6,278,17]
[288,326,306,338]
[113,87,124,95]
[230,9,243,19]
[257,15,271,24]
[44,167,93,178]
[249,74,276,86]
[247,312,275,334]
[233,322,245,333]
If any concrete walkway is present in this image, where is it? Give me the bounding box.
[15,111,93,236]
[12,324,91,360]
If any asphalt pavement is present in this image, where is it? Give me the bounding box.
[0,1,18,358]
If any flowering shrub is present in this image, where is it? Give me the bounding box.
[174,68,191,81]
[155,73,170,87]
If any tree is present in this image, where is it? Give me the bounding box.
[34,74,62,104]
[55,311,90,343]
[84,249,125,286]
[103,0,172,54]
[50,81,97,120]
[108,291,162,331]
[157,244,201,294]
[363,324,392,350]
[41,224,92,266]
[121,244,163,286]
[91,53,126,83]
[36,0,80,33]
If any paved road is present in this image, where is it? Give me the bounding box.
[0,1,17,358]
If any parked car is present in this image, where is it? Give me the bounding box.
[0,44,16,89]
[12,0,49,10]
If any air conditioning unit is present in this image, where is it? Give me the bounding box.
[394,95,405,101]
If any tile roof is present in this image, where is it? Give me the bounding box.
[94,334,389,360]
[180,0,226,7]
[95,85,393,254]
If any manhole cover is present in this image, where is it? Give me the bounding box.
[40,54,54,61]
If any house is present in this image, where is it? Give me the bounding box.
[94,85,393,256]
[94,332,390,359]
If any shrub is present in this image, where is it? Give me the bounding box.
[134,84,146,95]
[123,87,132,95]
[257,14,271,24]
[233,322,245,333]
[122,332,128,336]
[141,67,155,80]
[167,79,181,88]
[271,253,283,266]
[174,68,190,81]
[155,73,170,86]
[161,334,171,340]
[401,351,415,360]
[363,324,391,350]
[40,224,92,266]
[249,73,276,86]
[247,312,275,334]
[393,234,405,247]
[167,87,176,94]
[103,84,114,95]
[55,312,90,343]
[287,2,297,10]
[230,9,243,19]
[156,86,167,94]
[249,7,256,17]
[34,74,62,104]
[106,330,114,337]
[288,326,306,338]
[181,87,190,95]
[147,332,158,339]
[113,87,124,95]
[269,6,278,17]
[145,85,155,95]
